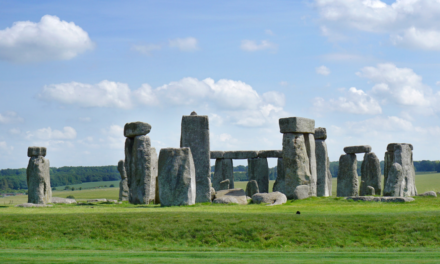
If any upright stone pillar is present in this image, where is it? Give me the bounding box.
[273,158,285,193]
[279,117,315,199]
[247,157,269,193]
[337,153,358,197]
[27,147,51,204]
[213,158,233,191]
[384,143,417,197]
[180,111,211,203]
[315,127,332,197]
[117,160,129,201]
[360,152,381,196]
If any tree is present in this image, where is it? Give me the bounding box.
[110,184,115,187]
[71,187,75,191]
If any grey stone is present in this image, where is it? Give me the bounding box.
[252,192,287,206]
[282,133,311,199]
[210,151,224,159]
[279,117,315,134]
[245,180,259,197]
[107,199,118,203]
[257,150,283,158]
[158,148,196,206]
[304,133,317,196]
[213,158,233,191]
[180,114,211,203]
[87,199,108,203]
[418,191,437,197]
[214,189,247,205]
[360,152,382,196]
[366,186,375,196]
[383,163,404,197]
[50,197,77,204]
[343,145,372,154]
[16,203,53,208]
[346,196,414,202]
[273,158,285,194]
[223,151,258,159]
[247,157,269,193]
[337,154,359,197]
[124,137,134,190]
[118,160,129,201]
[190,111,197,116]
[314,127,327,140]
[316,139,331,197]
[387,143,413,152]
[150,147,158,202]
[27,146,46,157]
[27,156,51,204]
[293,185,310,200]
[213,196,239,204]
[210,187,216,201]
[124,121,151,138]
[383,151,393,190]
[155,177,160,204]
[219,179,230,190]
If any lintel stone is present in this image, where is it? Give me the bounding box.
[343,145,372,154]
[257,150,282,158]
[210,151,224,159]
[387,143,413,152]
[314,127,327,140]
[279,117,315,134]
[124,121,151,138]
[27,146,47,157]
[223,151,258,159]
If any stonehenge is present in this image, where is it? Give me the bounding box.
[245,180,259,197]
[360,152,381,196]
[213,158,233,190]
[27,146,52,204]
[247,157,269,193]
[252,192,287,206]
[315,127,332,197]
[117,160,129,201]
[337,153,358,197]
[213,189,247,205]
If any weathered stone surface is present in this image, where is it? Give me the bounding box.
[87,199,108,203]
[158,148,196,206]
[387,143,413,152]
[210,151,224,159]
[346,196,415,202]
[279,117,315,134]
[223,151,258,159]
[304,133,317,196]
[366,186,375,196]
[252,192,287,206]
[343,145,372,154]
[283,133,311,199]
[214,189,247,205]
[180,114,211,203]
[257,150,282,158]
[360,152,382,196]
[27,156,52,204]
[16,203,53,208]
[50,197,76,204]
[384,151,393,190]
[245,180,259,197]
[213,196,239,204]
[248,157,269,193]
[418,191,437,197]
[150,147,158,202]
[155,177,160,204]
[124,121,151,138]
[107,199,118,203]
[210,187,216,201]
[27,146,46,157]
[337,154,358,197]
[190,111,197,116]
[219,179,230,190]
[314,127,327,140]
[213,158,233,191]
[273,158,285,193]
[118,160,129,201]
[293,185,309,200]
[316,139,331,197]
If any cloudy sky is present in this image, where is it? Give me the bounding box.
[1,0,440,169]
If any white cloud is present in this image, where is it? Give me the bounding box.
[169,37,198,51]
[79,117,91,122]
[102,125,124,149]
[240,40,277,52]
[132,44,162,56]
[26,126,77,140]
[0,15,94,63]
[0,111,23,124]
[314,87,382,115]
[39,80,133,109]
[9,128,20,135]
[265,29,275,36]
[316,65,330,76]
[437,81,440,86]
[315,0,440,50]
[279,81,288,86]
[0,141,13,151]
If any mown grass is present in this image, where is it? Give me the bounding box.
[52,180,120,191]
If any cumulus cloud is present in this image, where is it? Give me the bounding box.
[315,0,440,50]
[169,37,198,51]
[437,81,440,86]
[26,126,77,140]
[316,65,330,76]
[240,40,277,52]
[0,111,23,124]
[0,15,94,63]
[132,44,162,56]
[101,125,124,149]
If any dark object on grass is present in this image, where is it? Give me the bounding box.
[296,211,300,215]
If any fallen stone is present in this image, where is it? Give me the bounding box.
[214,189,247,205]
[223,151,258,159]
[252,192,287,206]
[87,199,108,203]
[279,117,315,134]
[210,151,224,159]
[213,196,239,204]
[273,158,285,194]
[219,179,230,190]
[293,185,309,200]
[315,139,331,197]
[27,155,51,204]
[213,158,233,191]
[27,146,47,157]
[337,153,359,197]
[158,147,196,206]
[245,180,259,197]
[16,203,53,208]
[304,133,317,196]
[124,121,152,138]
[343,145,372,154]
[107,199,118,203]
[257,150,283,158]
[248,157,269,193]
[180,114,211,203]
[118,160,129,201]
[418,191,437,197]
[50,197,77,204]
[314,127,327,140]
[360,152,382,196]
[346,196,415,202]
[366,186,375,196]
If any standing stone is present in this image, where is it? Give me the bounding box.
[366,186,375,196]
[283,133,311,199]
[180,113,211,203]
[315,127,332,197]
[124,137,134,190]
[213,158,233,191]
[304,133,317,196]
[129,135,154,204]
[360,152,381,196]
[219,179,230,191]
[384,144,417,197]
[27,147,51,204]
[384,151,393,189]
[273,158,285,193]
[118,160,129,201]
[246,180,259,197]
[383,163,404,197]
[149,147,158,202]
[155,177,160,204]
[158,148,196,206]
[337,154,358,197]
[326,156,333,196]
[293,185,310,200]
[247,157,269,193]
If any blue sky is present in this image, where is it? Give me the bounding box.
[1,0,440,169]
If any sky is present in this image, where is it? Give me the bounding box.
[1,0,440,169]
